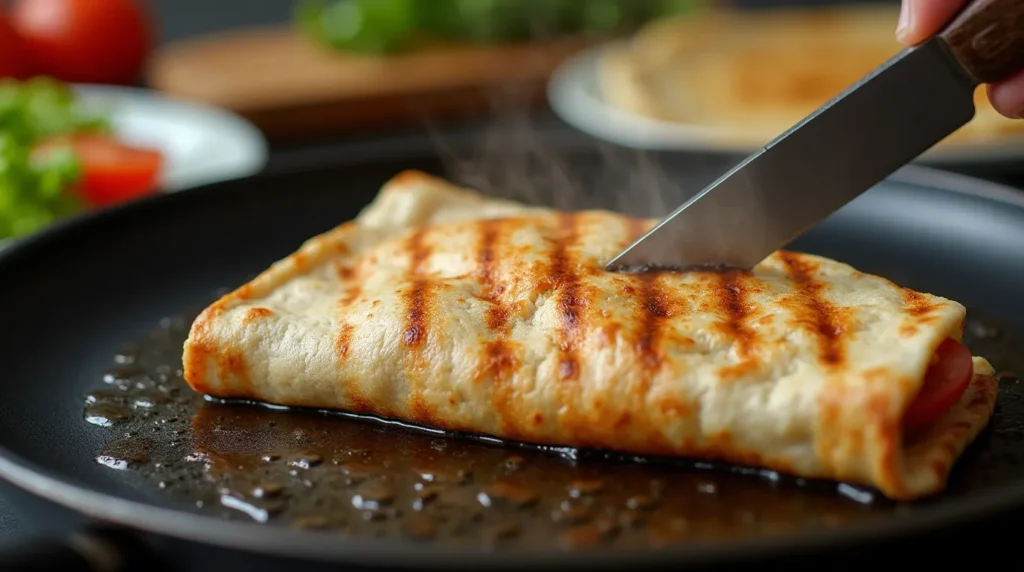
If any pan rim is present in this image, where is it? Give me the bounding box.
[0,162,1022,568]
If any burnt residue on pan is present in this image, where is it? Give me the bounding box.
[81,302,1024,551]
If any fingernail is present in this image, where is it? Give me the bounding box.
[895,2,912,42]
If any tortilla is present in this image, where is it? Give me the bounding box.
[182,170,997,501]
[600,5,1024,149]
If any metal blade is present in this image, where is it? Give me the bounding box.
[607,38,978,271]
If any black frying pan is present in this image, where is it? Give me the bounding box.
[1,131,1024,572]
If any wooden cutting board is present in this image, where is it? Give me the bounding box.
[145,27,593,142]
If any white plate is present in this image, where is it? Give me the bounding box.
[548,42,1024,167]
[0,86,269,250]
[73,84,269,191]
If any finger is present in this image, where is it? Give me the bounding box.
[896,0,969,46]
[988,70,1024,118]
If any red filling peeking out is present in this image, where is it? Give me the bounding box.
[902,338,974,432]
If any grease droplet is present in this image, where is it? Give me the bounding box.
[84,403,133,427]
[568,479,604,497]
[696,480,719,495]
[288,453,323,469]
[95,438,151,469]
[251,483,285,499]
[478,483,539,509]
[503,455,526,471]
[625,494,658,511]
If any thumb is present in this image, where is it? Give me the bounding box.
[896,0,970,45]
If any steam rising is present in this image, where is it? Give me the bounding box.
[424,84,734,220]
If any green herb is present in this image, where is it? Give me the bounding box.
[297,0,419,54]
[655,0,706,18]
[0,77,107,239]
[0,77,109,146]
[293,0,703,54]
[0,132,84,239]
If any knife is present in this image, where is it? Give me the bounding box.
[607,0,1024,272]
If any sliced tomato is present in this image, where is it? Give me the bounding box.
[902,338,974,432]
[37,134,163,208]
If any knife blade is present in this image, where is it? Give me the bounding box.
[607,0,1024,272]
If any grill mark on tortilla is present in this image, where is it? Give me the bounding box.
[404,284,431,348]
[334,260,372,411]
[402,228,437,423]
[636,271,671,372]
[551,214,584,381]
[477,219,510,331]
[779,251,848,368]
[483,340,521,437]
[475,219,519,435]
[716,270,756,362]
[902,288,940,319]
[335,323,356,360]
[402,228,432,348]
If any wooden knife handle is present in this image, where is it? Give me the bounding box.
[940,0,1024,84]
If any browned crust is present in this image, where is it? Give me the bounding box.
[475,218,522,436]
[185,303,252,399]
[401,228,437,425]
[477,219,510,331]
[713,270,760,380]
[551,213,585,383]
[635,272,671,372]
[183,188,993,499]
[182,303,224,395]
[778,252,850,369]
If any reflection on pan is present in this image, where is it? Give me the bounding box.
[82,301,1024,551]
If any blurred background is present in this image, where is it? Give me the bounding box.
[1,0,1021,241]
[145,0,899,44]
[3,0,1024,550]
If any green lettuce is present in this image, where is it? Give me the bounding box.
[0,77,108,239]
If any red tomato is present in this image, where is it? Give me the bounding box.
[0,13,34,79]
[9,0,152,85]
[37,134,163,208]
[902,338,974,432]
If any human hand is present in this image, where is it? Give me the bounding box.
[897,0,1024,118]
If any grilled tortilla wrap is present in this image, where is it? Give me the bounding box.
[183,171,997,500]
[600,5,1024,149]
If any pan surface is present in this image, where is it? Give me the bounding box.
[1,134,1024,569]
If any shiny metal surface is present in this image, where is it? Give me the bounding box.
[607,38,978,271]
